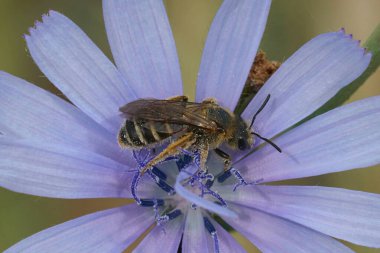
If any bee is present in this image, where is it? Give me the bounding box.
[118,95,281,174]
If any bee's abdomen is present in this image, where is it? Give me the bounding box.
[118,120,173,148]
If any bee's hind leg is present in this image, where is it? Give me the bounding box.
[140,132,195,174]
[214,148,231,171]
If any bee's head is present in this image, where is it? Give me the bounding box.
[228,119,253,151]
[229,94,281,153]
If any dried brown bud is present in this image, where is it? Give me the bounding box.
[245,50,281,94]
[235,50,281,115]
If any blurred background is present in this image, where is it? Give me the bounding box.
[0,0,379,252]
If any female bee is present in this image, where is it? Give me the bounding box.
[118,95,280,174]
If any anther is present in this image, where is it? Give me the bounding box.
[156,209,183,226]
[151,166,167,180]
[146,169,176,195]
[156,178,176,195]
[203,217,220,253]
[217,170,232,183]
[204,217,216,235]
[138,198,165,207]
[167,209,182,220]
[205,179,214,188]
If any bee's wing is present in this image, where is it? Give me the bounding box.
[119,99,219,131]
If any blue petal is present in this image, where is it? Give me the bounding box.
[0,72,131,165]
[25,11,136,133]
[196,0,271,110]
[242,30,371,140]
[0,138,132,199]
[224,204,354,253]
[174,171,237,218]
[103,0,182,98]
[213,220,246,253]
[133,215,184,253]
[219,185,380,248]
[182,208,212,253]
[5,204,154,253]
[238,96,380,182]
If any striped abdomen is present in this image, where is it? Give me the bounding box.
[118,119,184,149]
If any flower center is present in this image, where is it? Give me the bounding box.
[128,148,259,253]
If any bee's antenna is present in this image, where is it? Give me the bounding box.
[251,132,282,153]
[249,94,271,129]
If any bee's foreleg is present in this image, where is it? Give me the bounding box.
[141,132,195,174]
[214,148,231,171]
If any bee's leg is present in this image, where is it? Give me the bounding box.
[214,148,231,171]
[141,132,195,174]
[166,95,188,102]
[197,143,209,172]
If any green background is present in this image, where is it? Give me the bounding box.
[0,0,379,252]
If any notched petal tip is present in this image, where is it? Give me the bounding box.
[364,50,373,58]
[335,28,372,58]
[26,10,61,37]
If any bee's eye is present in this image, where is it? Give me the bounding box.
[238,138,247,150]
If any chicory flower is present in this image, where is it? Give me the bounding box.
[1,0,379,252]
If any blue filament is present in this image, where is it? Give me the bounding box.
[202,189,227,207]
[217,166,262,191]
[131,171,142,203]
[230,167,263,191]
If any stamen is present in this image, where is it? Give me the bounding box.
[203,217,220,253]
[151,166,167,180]
[205,178,214,188]
[131,149,176,202]
[167,209,182,220]
[217,170,232,183]
[139,198,165,207]
[156,178,176,195]
[147,169,176,195]
[156,209,183,226]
